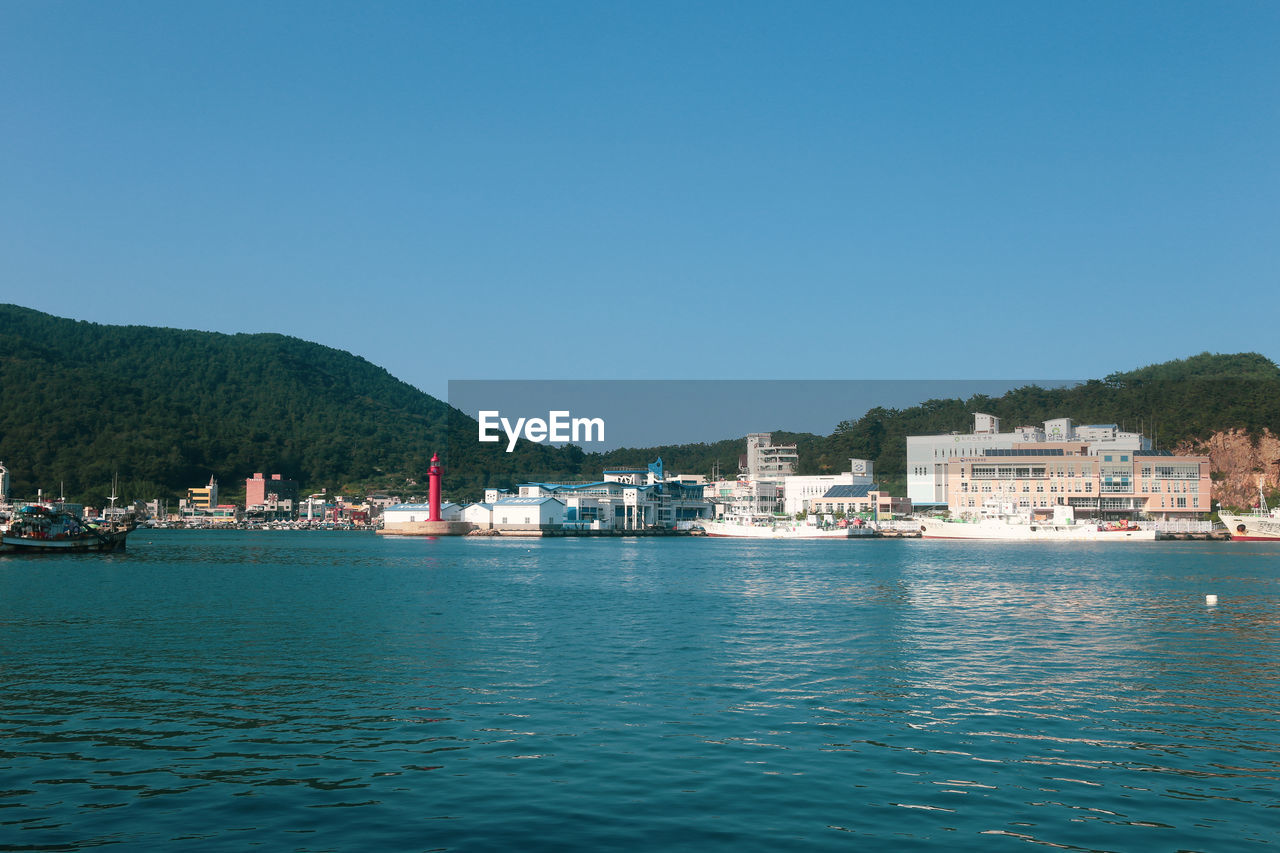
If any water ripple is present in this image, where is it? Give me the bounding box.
[1,534,1277,850]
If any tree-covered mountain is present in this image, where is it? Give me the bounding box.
[3,305,1277,506]
[0,305,462,506]
[813,352,1280,496]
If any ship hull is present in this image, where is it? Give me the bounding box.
[701,520,860,539]
[1,527,131,555]
[1219,513,1280,541]
[919,519,1155,541]
[2,531,130,552]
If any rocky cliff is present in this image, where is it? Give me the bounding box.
[1178,429,1280,509]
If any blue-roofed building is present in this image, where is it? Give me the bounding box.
[460,501,494,529]
[809,485,913,519]
[492,496,566,531]
[512,459,713,530]
[781,460,875,516]
[382,502,462,531]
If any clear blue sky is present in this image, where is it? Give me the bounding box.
[4,1,1277,400]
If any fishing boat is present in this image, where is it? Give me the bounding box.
[918,504,1155,541]
[699,511,868,539]
[1219,479,1280,541]
[2,504,133,552]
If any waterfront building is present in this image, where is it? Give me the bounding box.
[492,496,566,532]
[245,496,295,522]
[519,479,710,530]
[704,477,781,518]
[0,461,9,505]
[782,459,874,516]
[809,485,912,519]
[514,458,713,530]
[365,493,402,511]
[383,502,462,530]
[178,502,240,525]
[178,476,236,522]
[908,414,1151,506]
[944,445,1211,521]
[185,476,218,511]
[246,473,298,510]
[742,433,797,486]
[460,502,494,530]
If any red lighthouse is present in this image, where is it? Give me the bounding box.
[428,452,442,521]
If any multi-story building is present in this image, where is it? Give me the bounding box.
[185,476,218,511]
[782,459,874,516]
[0,461,9,504]
[704,477,781,518]
[908,414,1150,506]
[246,472,298,507]
[742,433,798,486]
[514,458,712,530]
[944,445,1210,521]
[809,486,913,519]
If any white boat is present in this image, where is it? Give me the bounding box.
[1219,479,1280,541]
[918,504,1155,541]
[699,514,869,539]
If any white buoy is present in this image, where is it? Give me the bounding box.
[1205,594,1218,606]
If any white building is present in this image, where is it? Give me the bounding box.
[460,502,494,530]
[492,496,566,531]
[743,433,798,485]
[383,502,462,526]
[518,479,710,530]
[907,414,1151,506]
[704,477,780,518]
[782,459,874,516]
[0,461,9,505]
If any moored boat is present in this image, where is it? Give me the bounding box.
[700,513,866,539]
[2,504,133,552]
[1219,480,1280,541]
[919,505,1155,541]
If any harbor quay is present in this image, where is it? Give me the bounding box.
[1,412,1236,541]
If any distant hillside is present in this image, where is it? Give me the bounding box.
[573,352,1280,501]
[811,352,1280,497]
[0,305,460,505]
[3,305,1277,508]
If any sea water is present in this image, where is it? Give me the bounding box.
[1,532,1277,851]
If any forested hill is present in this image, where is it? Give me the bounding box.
[3,305,1277,506]
[550,352,1280,499]
[0,304,460,505]
[807,352,1280,496]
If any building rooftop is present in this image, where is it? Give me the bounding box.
[821,484,878,499]
[494,497,565,506]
